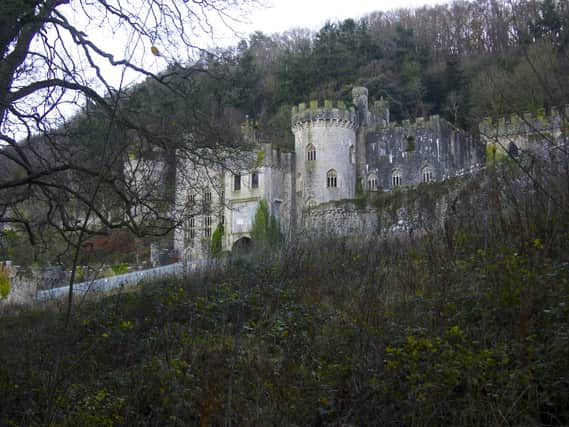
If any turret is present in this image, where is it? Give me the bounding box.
[291,100,358,209]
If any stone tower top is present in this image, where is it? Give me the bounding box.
[291,100,357,129]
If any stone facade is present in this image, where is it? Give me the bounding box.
[173,86,565,260]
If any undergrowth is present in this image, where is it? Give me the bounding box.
[1,164,569,426]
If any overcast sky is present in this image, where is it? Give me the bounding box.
[242,0,449,36]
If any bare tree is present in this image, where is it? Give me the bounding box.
[0,0,257,251]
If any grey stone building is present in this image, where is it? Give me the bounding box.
[173,86,486,261]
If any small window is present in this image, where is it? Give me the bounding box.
[327,169,337,188]
[188,217,196,240]
[204,215,212,238]
[392,169,401,188]
[367,173,378,190]
[188,194,196,205]
[307,144,316,161]
[422,166,433,183]
[251,171,259,189]
[220,190,225,201]
[204,191,212,203]
[220,214,224,225]
[349,146,355,164]
[233,173,241,191]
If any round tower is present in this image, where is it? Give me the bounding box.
[291,100,358,209]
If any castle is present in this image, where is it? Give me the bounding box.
[173,86,566,262]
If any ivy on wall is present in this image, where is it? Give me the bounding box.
[251,200,282,247]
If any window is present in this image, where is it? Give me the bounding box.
[349,146,355,164]
[422,166,433,183]
[251,171,259,189]
[327,169,338,188]
[188,194,196,205]
[220,190,225,201]
[307,144,316,161]
[220,214,224,225]
[233,173,241,191]
[188,217,196,240]
[204,215,212,238]
[367,173,378,190]
[204,191,212,203]
[392,169,401,188]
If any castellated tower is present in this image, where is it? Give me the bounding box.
[291,100,358,209]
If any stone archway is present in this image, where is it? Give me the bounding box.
[232,236,254,254]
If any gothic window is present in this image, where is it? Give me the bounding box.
[251,171,259,189]
[188,217,196,240]
[188,194,196,205]
[204,191,212,203]
[233,173,241,191]
[220,190,225,201]
[508,142,519,158]
[367,173,378,190]
[307,144,316,161]
[422,166,433,183]
[220,214,224,226]
[349,146,355,164]
[204,215,212,238]
[392,169,401,188]
[327,169,338,188]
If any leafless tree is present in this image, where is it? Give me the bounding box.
[0,0,258,257]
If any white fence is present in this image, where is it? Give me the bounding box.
[36,259,214,301]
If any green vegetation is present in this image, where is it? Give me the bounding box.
[111,263,129,276]
[1,163,568,425]
[210,223,224,257]
[251,199,282,247]
[0,270,10,299]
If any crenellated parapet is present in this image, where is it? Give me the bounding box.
[372,114,442,131]
[291,100,358,130]
[479,105,569,138]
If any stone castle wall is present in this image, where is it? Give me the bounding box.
[292,100,358,211]
[365,116,482,190]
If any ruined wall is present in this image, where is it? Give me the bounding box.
[365,116,482,191]
[479,106,569,158]
[302,179,463,238]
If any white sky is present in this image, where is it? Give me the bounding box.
[241,0,449,36]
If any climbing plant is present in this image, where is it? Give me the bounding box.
[0,269,10,300]
[251,200,282,247]
[210,224,224,257]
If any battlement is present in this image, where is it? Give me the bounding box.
[479,105,569,137]
[372,114,442,131]
[291,100,358,128]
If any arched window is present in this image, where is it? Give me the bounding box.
[392,169,401,188]
[349,146,355,164]
[306,144,316,161]
[327,169,338,188]
[422,166,433,183]
[251,171,259,189]
[367,173,378,190]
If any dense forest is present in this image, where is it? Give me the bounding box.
[170,0,569,146]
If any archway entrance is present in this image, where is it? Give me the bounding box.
[232,237,254,254]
